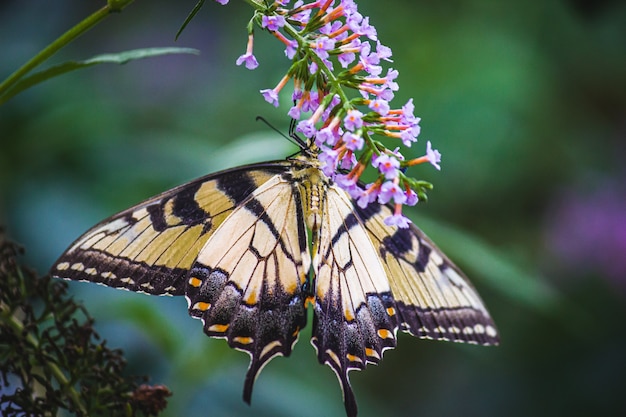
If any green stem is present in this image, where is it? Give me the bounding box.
[0,0,135,99]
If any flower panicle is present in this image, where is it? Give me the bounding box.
[219,0,443,228]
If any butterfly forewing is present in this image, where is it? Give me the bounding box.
[51,163,291,295]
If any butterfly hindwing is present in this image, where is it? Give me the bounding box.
[184,172,311,403]
[51,162,291,295]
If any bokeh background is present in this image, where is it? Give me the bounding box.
[2,0,626,416]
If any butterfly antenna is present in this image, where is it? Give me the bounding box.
[288,118,310,150]
[255,116,307,150]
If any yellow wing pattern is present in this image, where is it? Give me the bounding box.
[52,162,292,295]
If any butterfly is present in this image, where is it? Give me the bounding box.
[50,145,498,417]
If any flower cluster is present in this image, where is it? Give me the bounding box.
[220,0,441,228]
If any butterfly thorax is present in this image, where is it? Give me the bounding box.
[289,154,329,233]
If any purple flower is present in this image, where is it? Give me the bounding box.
[285,39,298,59]
[402,99,415,117]
[356,183,379,208]
[320,21,343,36]
[409,123,421,138]
[339,152,357,170]
[310,36,335,60]
[349,14,377,41]
[215,0,229,4]
[292,87,302,101]
[426,141,441,170]
[301,90,320,112]
[292,8,312,25]
[378,88,395,101]
[400,129,417,147]
[262,15,286,31]
[318,146,339,177]
[378,181,406,205]
[220,0,436,215]
[400,100,421,137]
[405,189,418,206]
[336,173,358,189]
[342,0,359,16]
[390,147,405,161]
[260,88,279,107]
[343,133,364,152]
[358,42,382,76]
[316,126,340,147]
[343,109,364,131]
[236,52,259,70]
[338,38,361,68]
[372,154,399,179]
[358,16,377,40]
[384,214,411,228]
[335,174,360,196]
[296,119,317,138]
[347,183,365,200]
[338,51,356,68]
[288,105,301,119]
[383,68,399,90]
[368,98,389,116]
[359,58,382,77]
[376,41,393,62]
[346,10,364,32]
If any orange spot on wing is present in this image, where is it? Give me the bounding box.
[377,329,394,339]
[233,336,254,345]
[208,324,229,333]
[192,302,210,311]
[188,277,202,287]
[365,348,380,360]
[346,353,363,364]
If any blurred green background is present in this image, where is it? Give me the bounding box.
[2,0,626,416]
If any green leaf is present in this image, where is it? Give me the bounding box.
[176,0,206,41]
[0,47,199,105]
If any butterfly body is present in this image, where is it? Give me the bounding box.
[51,150,498,417]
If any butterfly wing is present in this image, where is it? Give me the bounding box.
[50,162,292,295]
[355,202,499,346]
[311,183,399,417]
[50,152,498,417]
[184,172,311,405]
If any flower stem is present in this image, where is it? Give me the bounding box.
[0,0,135,99]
